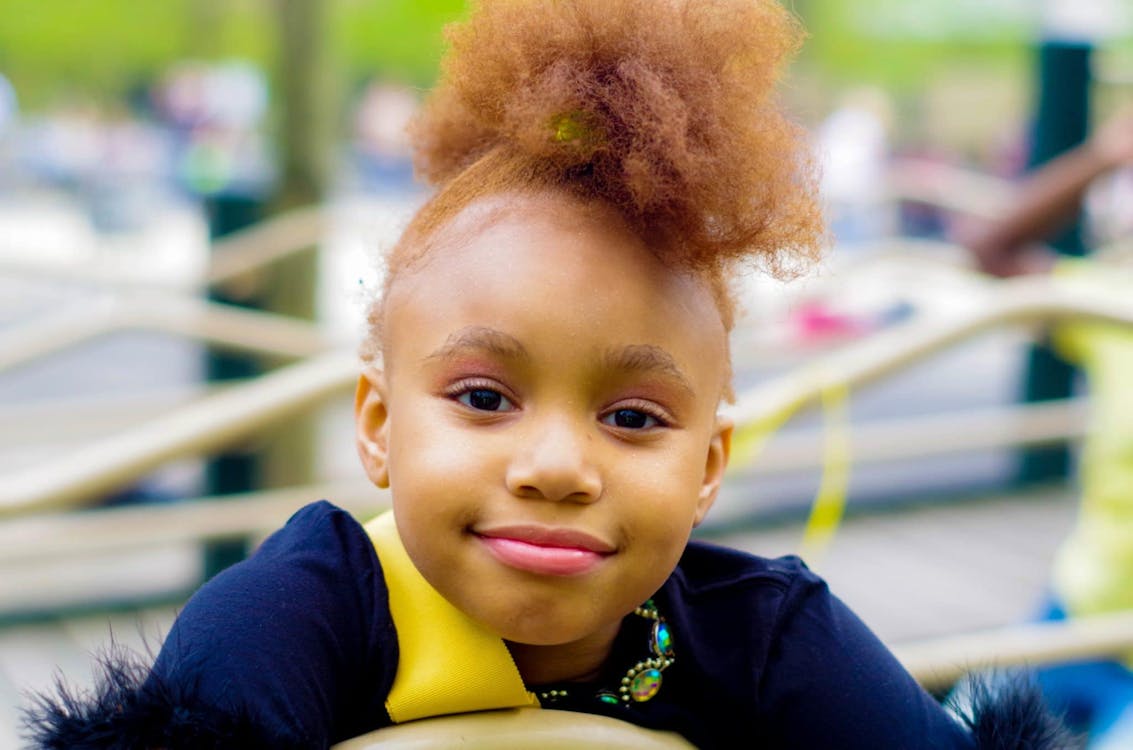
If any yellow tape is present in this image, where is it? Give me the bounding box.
[726,377,853,568]
[800,382,851,565]
[727,397,805,474]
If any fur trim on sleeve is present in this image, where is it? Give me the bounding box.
[21,644,289,750]
[947,671,1078,750]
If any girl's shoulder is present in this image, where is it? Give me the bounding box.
[672,539,817,600]
[244,500,389,588]
[271,499,375,549]
[23,500,397,748]
[662,540,834,671]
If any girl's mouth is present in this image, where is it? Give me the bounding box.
[474,526,613,576]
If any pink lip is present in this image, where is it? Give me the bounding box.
[475,525,614,577]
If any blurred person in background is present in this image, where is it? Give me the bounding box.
[350,78,417,194]
[963,105,1133,278]
[961,104,1133,750]
[0,71,17,192]
[816,85,897,247]
[0,72,15,129]
[157,60,275,209]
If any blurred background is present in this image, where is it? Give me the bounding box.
[3,0,1133,745]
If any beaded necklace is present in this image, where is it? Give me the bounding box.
[536,599,674,707]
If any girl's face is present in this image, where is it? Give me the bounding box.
[356,194,732,653]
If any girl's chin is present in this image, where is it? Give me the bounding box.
[489,607,615,648]
[497,620,601,647]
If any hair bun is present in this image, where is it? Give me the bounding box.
[410,0,824,275]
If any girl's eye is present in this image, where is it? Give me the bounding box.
[602,408,660,430]
[458,388,514,412]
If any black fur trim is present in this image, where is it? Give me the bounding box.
[20,643,289,750]
[947,671,1079,750]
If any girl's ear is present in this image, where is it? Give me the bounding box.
[355,368,391,489]
[694,414,733,527]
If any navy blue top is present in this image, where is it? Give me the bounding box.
[135,501,976,748]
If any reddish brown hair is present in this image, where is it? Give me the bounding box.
[365,0,824,362]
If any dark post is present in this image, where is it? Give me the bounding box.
[201,0,334,580]
[202,198,266,579]
[257,0,334,493]
[1017,40,1092,485]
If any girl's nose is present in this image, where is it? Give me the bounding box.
[505,417,603,503]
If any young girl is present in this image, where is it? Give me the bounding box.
[27,1,1067,747]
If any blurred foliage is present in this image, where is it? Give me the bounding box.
[0,0,465,109]
[0,0,199,106]
[794,0,1133,152]
[336,0,465,88]
[800,0,1133,94]
[0,0,1127,116]
[799,0,1030,95]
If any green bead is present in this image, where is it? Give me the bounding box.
[653,621,673,656]
[550,109,603,147]
[598,693,620,705]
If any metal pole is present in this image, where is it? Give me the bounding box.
[1017,39,1092,485]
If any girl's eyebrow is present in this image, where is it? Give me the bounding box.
[424,326,530,362]
[604,345,694,395]
[424,331,692,393]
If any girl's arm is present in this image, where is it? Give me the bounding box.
[757,569,1069,749]
[23,501,395,750]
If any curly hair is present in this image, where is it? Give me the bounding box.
[366,0,824,361]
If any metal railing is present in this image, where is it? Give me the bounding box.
[896,611,1133,690]
[7,259,1133,517]
[1,204,329,290]
[0,272,1100,514]
[0,479,385,564]
[1,203,352,513]
[0,292,336,372]
[1,348,360,515]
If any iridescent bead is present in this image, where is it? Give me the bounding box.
[629,668,663,702]
[598,692,620,705]
[653,621,673,656]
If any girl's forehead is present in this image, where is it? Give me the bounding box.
[429,191,640,256]
[382,193,729,385]
[396,193,715,319]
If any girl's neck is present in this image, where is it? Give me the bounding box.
[506,619,622,686]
